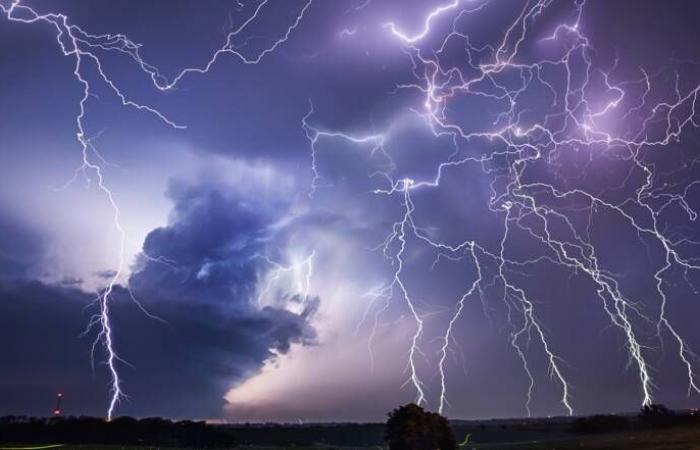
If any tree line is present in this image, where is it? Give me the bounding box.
[0,403,697,449]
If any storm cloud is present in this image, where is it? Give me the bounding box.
[0,183,316,418]
[3,0,700,422]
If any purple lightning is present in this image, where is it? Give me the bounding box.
[4,0,700,421]
[306,0,700,416]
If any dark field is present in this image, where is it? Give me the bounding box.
[2,413,700,450]
[3,424,700,450]
[468,423,700,449]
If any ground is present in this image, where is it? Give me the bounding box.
[467,423,700,449]
[2,423,700,449]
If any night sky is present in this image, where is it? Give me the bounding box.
[2,0,700,422]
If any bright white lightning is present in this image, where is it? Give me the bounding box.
[436,244,482,414]
[1,0,313,420]
[308,0,700,417]
[5,0,700,422]
[256,251,316,314]
[384,0,463,44]
[303,100,390,197]
[386,179,427,406]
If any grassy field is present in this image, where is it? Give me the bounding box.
[468,423,700,449]
[3,424,700,450]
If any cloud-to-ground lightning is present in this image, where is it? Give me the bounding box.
[1,0,313,420]
[5,0,700,422]
[307,0,700,416]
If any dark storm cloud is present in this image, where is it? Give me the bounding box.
[3,0,700,422]
[0,183,315,418]
[119,182,316,417]
[0,222,105,415]
[0,280,107,416]
[129,182,282,302]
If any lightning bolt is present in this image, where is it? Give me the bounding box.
[255,250,316,313]
[308,0,700,417]
[5,0,700,421]
[1,0,313,420]
[303,100,391,197]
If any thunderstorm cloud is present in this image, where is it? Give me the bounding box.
[0,183,316,418]
[1,0,700,421]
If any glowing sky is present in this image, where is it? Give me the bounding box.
[2,0,700,422]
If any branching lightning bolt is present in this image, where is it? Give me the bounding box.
[1,0,313,420]
[307,0,700,416]
[5,0,700,422]
[255,251,316,312]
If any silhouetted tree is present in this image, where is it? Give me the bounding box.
[640,404,673,418]
[385,404,456,450]
[639,403,675,428]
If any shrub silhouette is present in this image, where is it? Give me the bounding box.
[385,404,456,450]
[639,403,676,427]
[640,404,673,418]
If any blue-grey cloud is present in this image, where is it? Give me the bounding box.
[0,182,315,418]
[3,0,700,422]
[0,216,44,281]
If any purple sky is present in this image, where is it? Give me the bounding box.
[1,0,700,422]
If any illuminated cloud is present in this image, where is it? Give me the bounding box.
[1,0,700,421]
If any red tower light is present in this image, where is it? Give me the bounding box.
[53,392,63,416]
